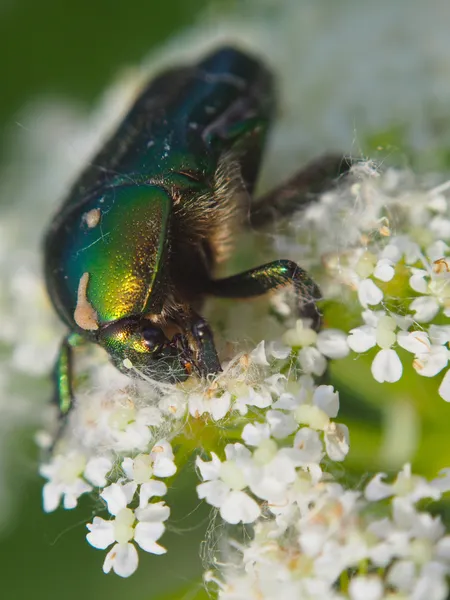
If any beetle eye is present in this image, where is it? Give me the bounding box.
[141,325,166,350]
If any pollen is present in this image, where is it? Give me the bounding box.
[74,272,99,331]
[82,208,101,228]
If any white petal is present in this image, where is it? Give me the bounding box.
[196,453,222,481]
[432,468,450,493]
[298,346,327,376]
[86,517,115,549]
[374,259,395,282]
[224,443,252,463]
[103,543,138,578]
[412,562,448,600]
[42,483,62,513]
[439,369,450,402]
[84,456,112,487]
[139,481,167,508]
[152,457,177,478]
[220,490,260,524]
[358,279,383,308]
[134,522,166,553]
[410,296,440,323]
[272,392,297,410]
[313,385,339,418]
[365,473,393,501]
[371,349,403,383]
[266,410,298,439]
[188,393,206,418]
[267,341,291,360]
[324,423,350,461]
[436,536,450,560]
[362,309,383,327]
[101,483,136,516]
[246,387,272,409]
[121,457,134,480]
[249,341,269,366]
[137,406,163,427]
[427,239,449,259]
[292,428,323,463]
[413,347,448,377]
[387,560,415,591]
[397,330,430,355]
[136,501,170,524]
[381,243,401,263]
[210,392,231,421]
[63,479,92,509]
[196,480,229,507]
[430,215,450,239]
[349,575,383,600]
[429,324,450,345]
[264,373,287,394]
[241,422,270,446]
[316,329,350,359]
[409,269,428,294]
[348,326,376,353]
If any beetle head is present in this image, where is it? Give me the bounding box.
[97,317,189,382]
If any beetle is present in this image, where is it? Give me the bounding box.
[44,46,349,419]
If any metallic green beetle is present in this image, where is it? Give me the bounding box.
[44,47,348,418]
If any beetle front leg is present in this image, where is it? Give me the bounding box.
[180,312,222,377]
[208,260,322,331]
[249,153,351,229]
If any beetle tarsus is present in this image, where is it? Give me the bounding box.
[188,314,222,377]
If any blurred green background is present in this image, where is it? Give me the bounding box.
[2,0,450,598]
[0,1,219,598]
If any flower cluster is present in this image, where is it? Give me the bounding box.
[34,161,450,592]
[206,464,450,600]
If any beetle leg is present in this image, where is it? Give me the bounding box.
[208,260,322,331]
[50,332,84,448]
[180,313,222,377]
[249,153,351,229]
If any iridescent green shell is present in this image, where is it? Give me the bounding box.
[45,185,171,331]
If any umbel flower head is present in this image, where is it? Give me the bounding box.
[32,152,450,599]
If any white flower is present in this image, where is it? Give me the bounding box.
[196,445,260,524]
[84,456,113,487]
[282,319,317,348]
[158,390,187,419]
[122,442,175,507]
[408,258,450,322]
[410,295,441,323]
[86,481,170,577]
[276,383,340,433]
[348,311,404,383]
[189,391,231,421]
[358,278,383,308]
[40,452,93,512]
[233,384,272,416]
[266,409,298,438]
[249,341,270,366]
[298,345,328,376]
[373,258,395,282]
[104,402,163,452]
[324,422,350,461]
[349,575,383,600]
[365,464,441,503]
[316,329,350,359]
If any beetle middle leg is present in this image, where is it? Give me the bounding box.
[249,153,351,229]
[207,259,322,330]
